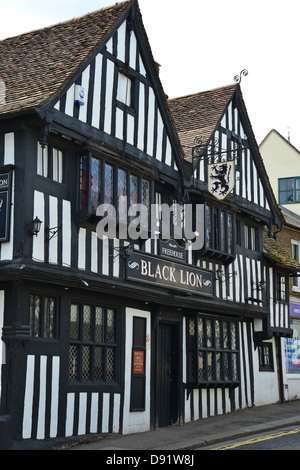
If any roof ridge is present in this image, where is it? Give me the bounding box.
[168,83,238,102]
[0,1,133,42]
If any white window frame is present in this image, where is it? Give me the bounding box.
[53,148,63,183]
[37,142,48,178]
[292,239,300,292]
[117,73,132,107]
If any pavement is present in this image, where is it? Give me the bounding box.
[9,399,300,451]
[66,399,300,451]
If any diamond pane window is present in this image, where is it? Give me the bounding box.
[187,315,239,388]
[118,169,127,218]
[95,307,104,342]
[90,157,101,211]
[30,294,57,339]
[104,164,113,206]
[130,174,138,206]
[69,304,118,384]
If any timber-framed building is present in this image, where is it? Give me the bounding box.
[0,0,298,448]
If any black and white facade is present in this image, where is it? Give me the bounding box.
[0,0,295,448]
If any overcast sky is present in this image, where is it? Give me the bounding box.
[1,0,300,150]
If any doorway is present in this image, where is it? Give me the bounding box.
[157,322,180,427]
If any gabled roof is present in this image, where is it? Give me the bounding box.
[168,84,237,162]
[0,0,134,117]
[260,129,300,156]
[168,84,284,227]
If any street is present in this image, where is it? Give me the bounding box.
[198,426,300,450]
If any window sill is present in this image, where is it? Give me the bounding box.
[186,381,239,391]
[195,248,235,263]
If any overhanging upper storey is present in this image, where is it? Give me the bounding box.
[168,84,283,230]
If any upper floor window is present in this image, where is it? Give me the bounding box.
[80,155,151,218]
[275,273,288,303]
[245,224,257,251]
[37,142,63,183]
[292,240,300,291]
[117,72,132,108]
[204,204,234,259]
[279,177,300,204]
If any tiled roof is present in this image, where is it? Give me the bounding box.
[0,0,134,117]
[263,228,300,271]
[168,84,237,162]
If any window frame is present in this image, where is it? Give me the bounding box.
[258,342,274,372]
[68,302,120,385]
[29,293,58,339]
[37,142,63,183]
[203,203,235,260]
[275,272,288,304]
[186,314,240,390]
[278,177,300,204]
[292,240,300,292]
[79,154,153,225]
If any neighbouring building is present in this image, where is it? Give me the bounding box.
[260,129,300,217]
[0,0,298,449]
[277,207,300,400]
[260,130,300,401]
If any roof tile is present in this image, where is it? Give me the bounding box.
[0,1,133,116]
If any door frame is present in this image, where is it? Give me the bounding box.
[155,318,183,428]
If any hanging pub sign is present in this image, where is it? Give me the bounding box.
[0,170,12,242]
[126,252,213,297]
[208,160,235,200]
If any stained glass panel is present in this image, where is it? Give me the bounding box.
[104,163,113,205]
[90,157,101,211]
[130,174,138,206]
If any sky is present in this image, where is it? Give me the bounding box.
[1,0,300,150]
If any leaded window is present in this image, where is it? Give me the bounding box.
[69,303,118,384]
[187,315,239,388]
[29,294,57,338]
[203,204,235,259]
[79,155,151,219]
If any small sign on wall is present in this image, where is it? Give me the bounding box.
[0,170,12,242]
[133,350,145,374]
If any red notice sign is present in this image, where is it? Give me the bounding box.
[133,350,145,374]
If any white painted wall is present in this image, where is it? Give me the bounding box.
[252,339,280,406]
[123,307,151,435]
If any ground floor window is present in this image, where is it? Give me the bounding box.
[29,294,57,338]
[285,319,300,374]
[69,303,118,383]
[187,315,239,388]
[258,342,274,371]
